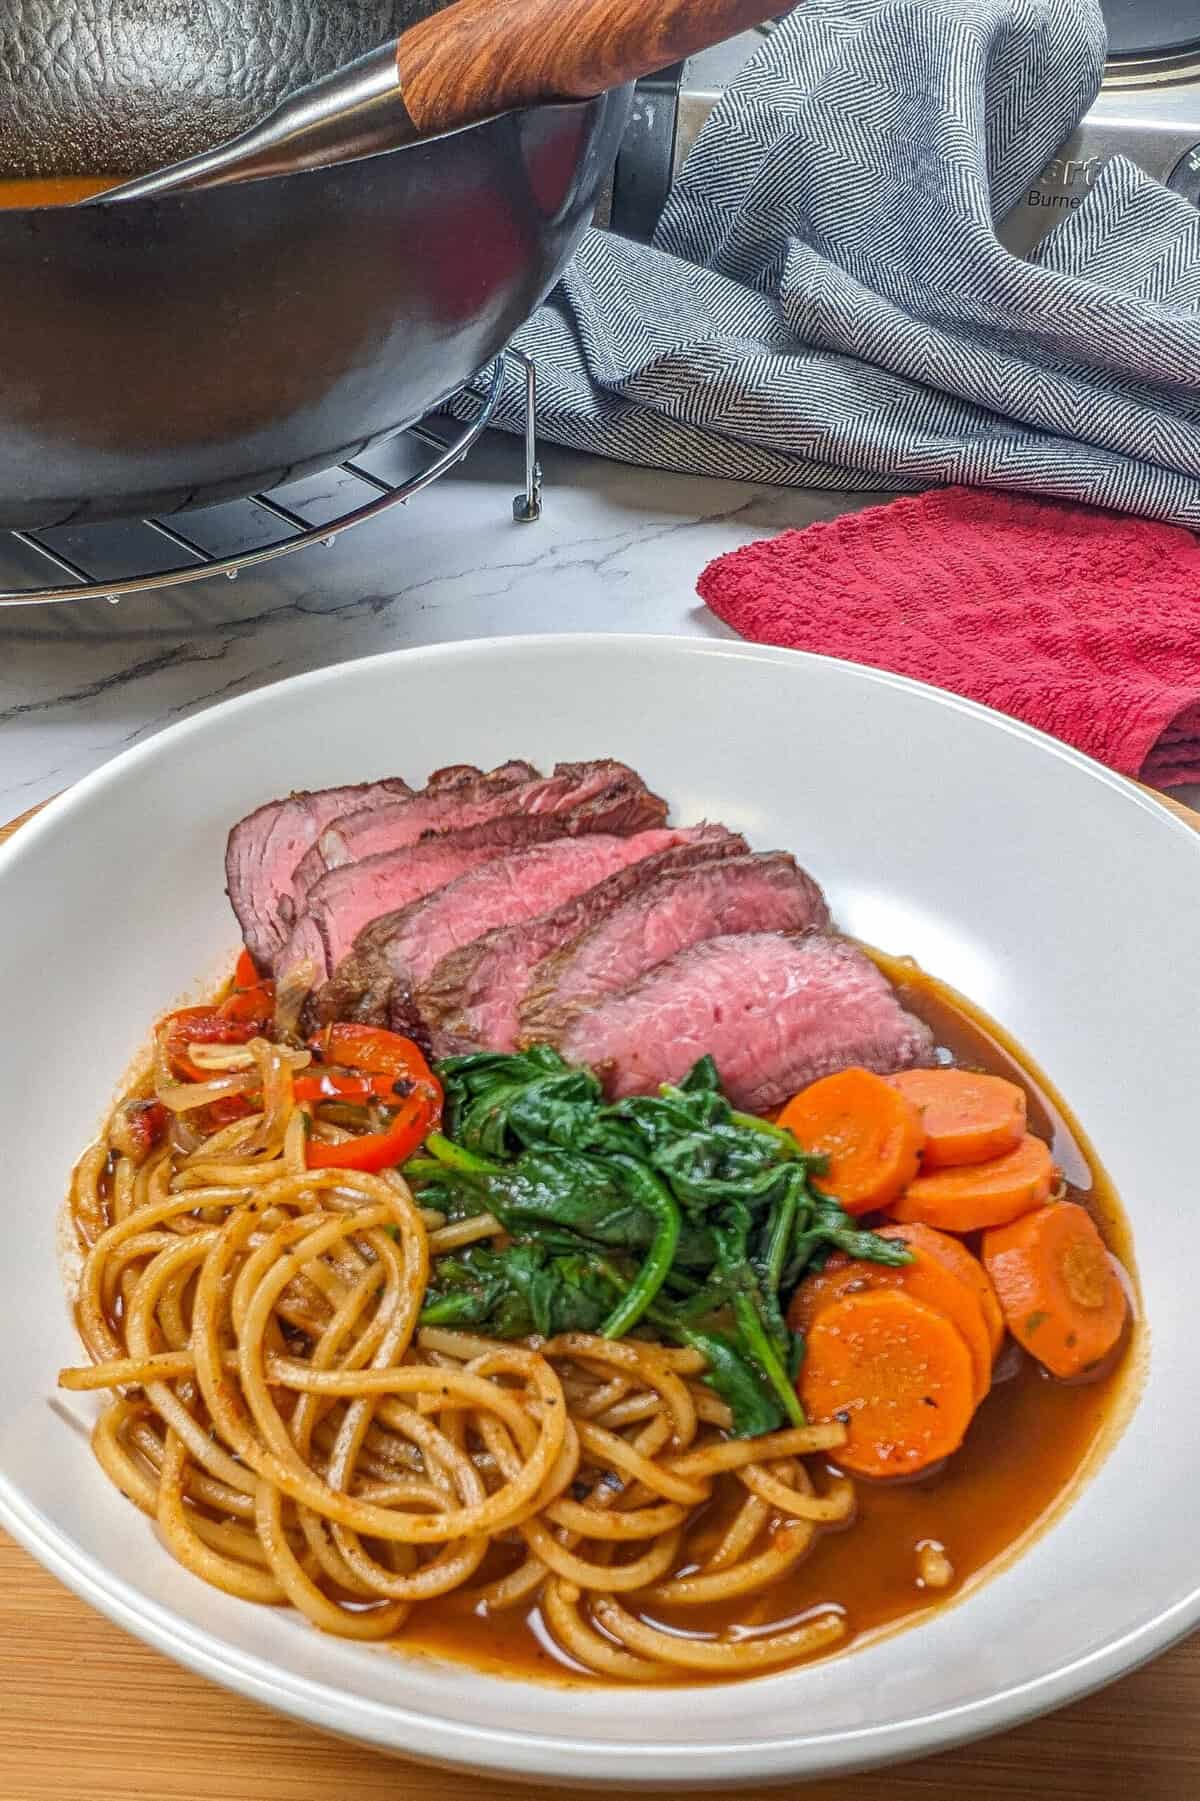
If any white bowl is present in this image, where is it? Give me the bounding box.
[1,634,1196,1786]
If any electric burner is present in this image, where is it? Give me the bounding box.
[1105,0,1199,62]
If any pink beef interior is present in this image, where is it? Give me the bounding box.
[557,932,935,1113]
[280,781,668,992]
[289,760,542,907]
[290,758,651,913]
[225,778,410,969]
[379,828,702,991]
[418,827,743,1056]
[521,851,830,1039]
[285,831,526,985]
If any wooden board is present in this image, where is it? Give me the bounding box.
[2,788,1198,1801]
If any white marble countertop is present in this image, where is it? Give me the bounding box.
[0,429,1195,819]
[0,430,888,817]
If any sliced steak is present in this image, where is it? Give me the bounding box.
[225,778,411,970]
[425,761,538,793]
[290,758,545,908]
[553,932,936,1113]
[317,826,700,1028]
[281,814,594,990]
[280,775,671,991]
[521,852,830,1043]
[418,827,747,1057]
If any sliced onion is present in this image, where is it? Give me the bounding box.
[232,1039,296,1156]
[186,1042,310,1073]
[152,1031,175,1095]
[157,1072,259,1113]
[273,959,315,1044]
[169,1113,204,1156]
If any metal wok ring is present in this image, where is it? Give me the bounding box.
[0,353,535,608]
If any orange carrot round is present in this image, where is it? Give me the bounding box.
[777,1067,924,1217]
[876,1221,1005,1358]
[888,1068,1027,1169]
[981,1202,1128,1379]
[787,1242,992,1404]
[798,1289,977,1478]
[888,1133,1055,1233]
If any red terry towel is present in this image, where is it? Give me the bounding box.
[697,487,1200,789]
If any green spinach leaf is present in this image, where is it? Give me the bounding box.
[409,1048,911,1439]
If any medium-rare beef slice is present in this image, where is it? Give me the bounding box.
[520,851,830,1042]
[280,774,672,991]
[417,827,747,1056]
[282,812,605,990]
[289,759,545,908]
[424,761,538,793]
[554,932,935,1114]
[225,778,411,970]
[316,826,700,1028]
[323,759,653,870]
[231,763,541,971]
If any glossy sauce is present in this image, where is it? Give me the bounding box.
[0,176,121,208]
[397,960,1140,1683]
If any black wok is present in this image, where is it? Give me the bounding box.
[0,0,774,530]
[0,94,627,529]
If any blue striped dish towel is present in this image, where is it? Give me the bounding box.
[472,0,1200,528]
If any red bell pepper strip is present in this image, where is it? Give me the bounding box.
[304,1087,440,1173]
[234,946,261,989]
[161,1006,261,1081]
[205,1094,257,1127]
[303,1026,442,1172]
[111,1099,169,1163]
[309,1024,438,1088]
[218,982,275,1029]
[293,1070,393,1105]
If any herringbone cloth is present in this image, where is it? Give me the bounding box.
[464,0,1200,526]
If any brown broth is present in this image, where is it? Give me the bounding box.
[0,176,121,208]
[394,959,1140,1684]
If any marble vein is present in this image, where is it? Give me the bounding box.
[0,431,883,811]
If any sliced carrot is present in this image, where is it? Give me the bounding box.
[888,1133,1055,1233]
[876,1221,1005,1359]
[798,1289,977,1478]
[777,1068,924,1217]
[981,1202,1128,1379]
[888,1068,1026,1170]
[787,1242,992,1404]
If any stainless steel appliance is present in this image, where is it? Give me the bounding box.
[607,4,1200,253]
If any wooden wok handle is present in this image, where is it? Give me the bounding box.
[397,0,783,137]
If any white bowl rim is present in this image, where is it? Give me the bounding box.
[2,631,1196,1785]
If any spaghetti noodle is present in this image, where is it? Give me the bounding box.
[59,936,1136,1687]
[61,1037,854,1680]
